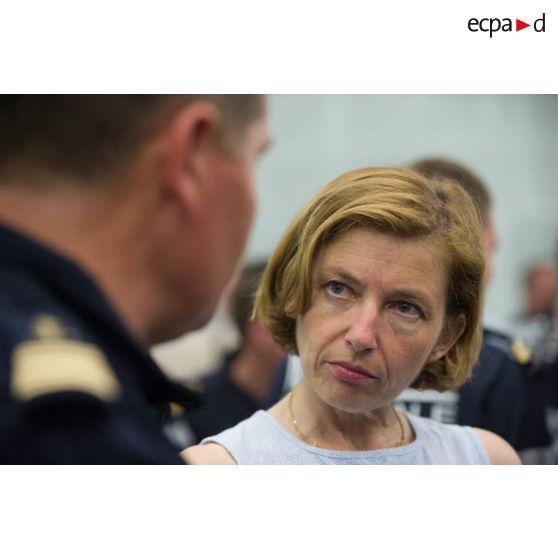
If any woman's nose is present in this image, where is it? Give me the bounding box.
[344,307,379,353]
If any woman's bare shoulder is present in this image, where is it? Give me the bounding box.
[180,443,237,465]
[472,428,522,465]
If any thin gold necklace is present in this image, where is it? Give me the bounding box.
[288,390,407,449]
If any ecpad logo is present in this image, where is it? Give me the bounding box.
[468,13,546,37]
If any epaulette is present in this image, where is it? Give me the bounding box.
[510,338,531,365]
[484,330,531,365]
[484,327,531,365]
[10,314,121,404]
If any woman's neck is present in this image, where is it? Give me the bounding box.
[273,380,411,451]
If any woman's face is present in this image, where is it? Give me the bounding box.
[295,228,459,413]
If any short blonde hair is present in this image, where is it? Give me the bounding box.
[255,167,485,391]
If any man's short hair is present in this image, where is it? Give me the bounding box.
[255,167,485,392]
[0,95,264,184]
[412,158,491,226]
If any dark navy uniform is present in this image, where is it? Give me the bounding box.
[457,329,526,446]
[0,225,201,464]
[396,328,542,449]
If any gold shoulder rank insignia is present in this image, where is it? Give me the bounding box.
[31,314,66,340]
[511,339,531,365]
[11,338,121,403]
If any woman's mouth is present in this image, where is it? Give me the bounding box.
[327,362,377,385]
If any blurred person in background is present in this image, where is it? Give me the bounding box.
[175,261,288,443]
[517,242,558,462]
[0,94,268,464]
[522,262,558,318]
[182,167,520,464]
[395,158,551,462]
[514,262,558,365]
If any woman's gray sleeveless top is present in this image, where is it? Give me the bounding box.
[201,410,490,464]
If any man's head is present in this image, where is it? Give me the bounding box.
[0,95,265,184]
[412,158,497,282]
[523,262,558,317]
[0,95,269,344]
[229,261,285,362]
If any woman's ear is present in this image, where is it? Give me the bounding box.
[157,101,220,213]
[427,313,467,364]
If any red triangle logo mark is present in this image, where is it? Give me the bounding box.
[516,19,530,31]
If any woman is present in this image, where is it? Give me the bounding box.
[182,168,521,464]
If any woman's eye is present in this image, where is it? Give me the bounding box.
[396,301,420,316]
[326,281,347,296]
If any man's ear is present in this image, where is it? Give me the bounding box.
[157,101,221,213]
[427,313,467,364]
